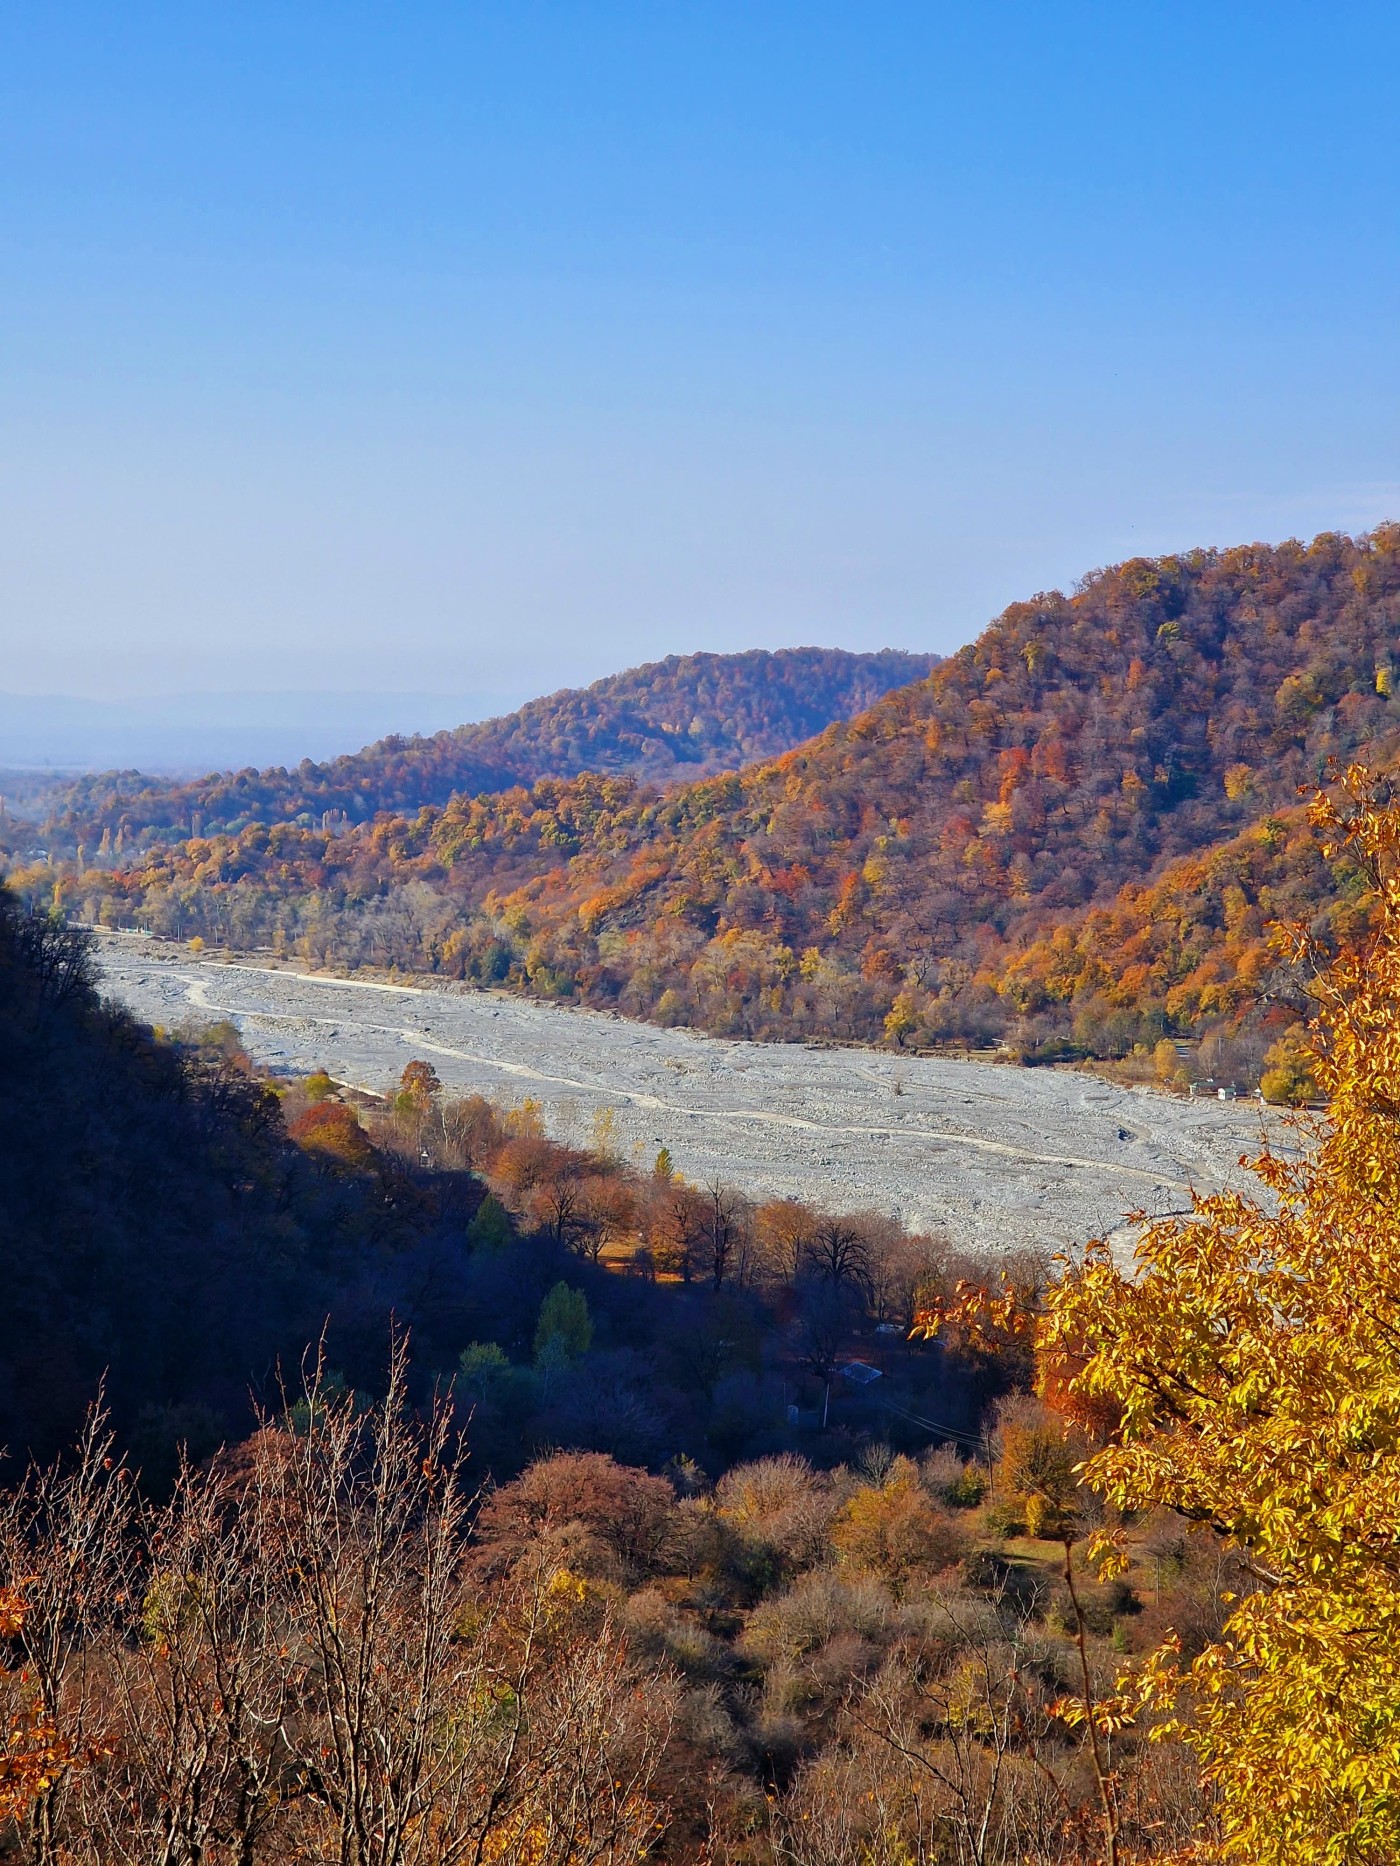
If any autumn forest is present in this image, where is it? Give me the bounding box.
[6,533,1400,1859]
[10,532,1400,1100]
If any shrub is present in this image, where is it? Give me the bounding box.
[741,1571,895,1667]
[830,1470,966,1591]
[713,1455,836,1579]
[473,1451,676,1579]
[921,1443,988,1508]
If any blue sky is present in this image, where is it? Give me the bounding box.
[2,2,1398,714]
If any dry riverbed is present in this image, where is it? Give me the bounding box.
[94,936,1280,1256]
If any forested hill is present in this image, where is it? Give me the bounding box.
[430,527,1400,1048]
[20,647,937,858]
[19,529,1400,1067]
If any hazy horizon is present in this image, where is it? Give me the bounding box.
[0,686,531,774]
[0,641,934,770]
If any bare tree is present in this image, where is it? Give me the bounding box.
[0,1349,676,1866]
[80,1451,299,1866]
[793,1285,856,1428]
[251,1339,495,1866]
[848,1589,1042,1866]
[700,1181,752,1292]
[803,1216,873,1296]
[0,1402,134,1865]
[775,1582,1106,1866]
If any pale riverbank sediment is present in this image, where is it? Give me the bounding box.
[94,938,1277,1256]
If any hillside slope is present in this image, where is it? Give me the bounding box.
[20,530,1400,1061]
[468,529,1400,1045]
[0,890,349,1458]
[19,647,937,858]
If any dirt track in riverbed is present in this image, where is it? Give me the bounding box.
[95,938,1279,1256]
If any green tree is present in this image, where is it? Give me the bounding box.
[457,1341,512,1399]
[533,1282,592,1367]
[466,1193,513,1252]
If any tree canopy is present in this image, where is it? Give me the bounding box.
[1039,768,1400,1860]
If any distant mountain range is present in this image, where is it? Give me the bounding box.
[11,532,1400,1078]
[11,648,938,853]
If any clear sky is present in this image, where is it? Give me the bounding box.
[2,2,1398,712]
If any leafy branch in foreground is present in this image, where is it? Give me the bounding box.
[1037,768,1400,1863]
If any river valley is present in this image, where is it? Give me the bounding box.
[95,937,1280,1256]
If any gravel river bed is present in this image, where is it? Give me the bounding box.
[94,937,1280,1256]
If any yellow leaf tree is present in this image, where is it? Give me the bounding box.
[1041,767,1400,1861]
